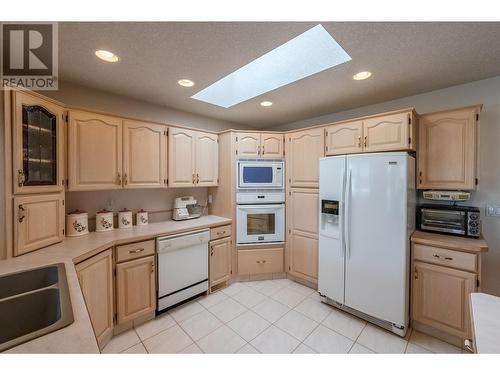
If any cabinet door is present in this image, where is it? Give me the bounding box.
[210,237,231,288]
[68,111,123,191]
[286,128,324,188]
[325,121,363,155]
[363,112,410,153]
[261,133,284,158]
[412,261,476,339]
[168,127,196,187]
[116,256,156,325]
[236,133,261,158]
[418,108,478,190]
[195,132,219,186]
[13,91,65,194]
[123,120,167,188]
[287,188,319,283]
[13,193,64,256]
[76,249,114,348]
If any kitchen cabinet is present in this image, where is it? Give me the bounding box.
[417,106,480,190]
[13,193,64,256]
[325,120,363,155]
[168,127,219,187]
[123,120,167,188]
[68,110,123,191]
[236,132,284,158]
[363,112,413,153]
[287,188,319,283]
[209,237,231,291]
[286,128,324,188]
[76,249,114,349]
[238,247,284,275]
[12,91,65,194]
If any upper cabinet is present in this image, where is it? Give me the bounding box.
[68,110,123,191]
[123,120,167,189]
[325,120,363,155]
[169,127,219,187]
[236,132,284,159]
[286,128,324,188]
[417,106,480,190]
[13,91,65,194]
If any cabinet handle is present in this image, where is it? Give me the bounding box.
[364,135,367,148]
[129,248,144,254]
[210,250,214,256]
[197,173,199,184]
[357,136,361,148]
[151,264,155,274]
[192,173,196,184]
[256,260,266,264]
[433,254,453,261]
[123,173,128,186]
[258,145,261,155]
[418,171,423,185]
[17,169,25,187]
[117,172,122,185]
[464,339,474,353]
[216,230,226,235]
[18,204,25,223]
[262,146,265,155]
[414,268,418,280]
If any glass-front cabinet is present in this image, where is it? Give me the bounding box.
[13,91,65,194]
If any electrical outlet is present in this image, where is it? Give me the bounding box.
[208,194,213,204]
[486,204,500,218]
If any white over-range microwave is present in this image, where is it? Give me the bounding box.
[237,160,284,189]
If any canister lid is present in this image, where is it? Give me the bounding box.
[68,209,87,215]
[138,209,146,213]
[97,209,111,214]
[120,208,131,212]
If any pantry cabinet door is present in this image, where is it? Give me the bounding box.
[116,256,156,325]
[13,193,64,256]
[168,127,196,187]
[68,111,123,191]
[123,120,167,188]
[13,91,65,194]
[261,133,284,159]
[209,237,231,288]
[363,112,410,153]
[287,188,319,283]
[412,261,476,338]
[195,132,219,186]
[417,107,478,190]
[76,249,114,348]
[325,121,363,155]
[286,128,324,188]
[236,133,261,158]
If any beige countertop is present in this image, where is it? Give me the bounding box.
[470,293,500,353]
[0,215,231,353]
[411,230,488,254]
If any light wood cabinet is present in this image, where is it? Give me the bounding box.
[209,237,231,290]
[236,132,284,158]
[13,193,64,256]
[195,132,219,186]
[412,261,476,339]
[325,120,363,155]
[236,132,261,157]
[116,255,156,325]
[286,128,324,188]
[417,106,479,190]
[238,247,284,275]
[123,120,167,188]
[76,249,114,348]
[287,188,319,283]
[363,112,412,152]
[13,91,65,194]
[261,133,284,158]
[68,110,123,191]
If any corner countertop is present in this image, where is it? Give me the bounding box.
[470,293,500,353]
[0,215,231,353]
[411,230,488,254]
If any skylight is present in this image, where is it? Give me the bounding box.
[191,24,351,108]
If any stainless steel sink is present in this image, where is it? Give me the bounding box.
[0,263,74,352]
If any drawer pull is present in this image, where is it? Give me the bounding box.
[216,230,226,235]
[129,248,145,254]
[433,254,453,261]
[18,204,25,223]
[256,260,266,264]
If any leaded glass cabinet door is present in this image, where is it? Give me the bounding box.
[13,91,65,194]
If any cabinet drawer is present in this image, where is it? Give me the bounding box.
[210,224,232,240]
[413,244,477,272]
[238,248,283,275]
[116,239,155,263]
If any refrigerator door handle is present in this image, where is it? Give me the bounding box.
[340,165,346,258]
[345,168,352,259]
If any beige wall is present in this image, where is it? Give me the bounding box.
[274,75,500,297]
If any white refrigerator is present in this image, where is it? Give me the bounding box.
[318,152,415,337]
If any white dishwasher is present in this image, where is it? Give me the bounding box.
[156,229,209,312]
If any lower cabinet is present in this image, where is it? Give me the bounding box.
[238,247,284,275]
[116,255,156,325]
[209,237,232,291]
[76,249,114,348]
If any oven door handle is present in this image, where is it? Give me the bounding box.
[237,204,284,211]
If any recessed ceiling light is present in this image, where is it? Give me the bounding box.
[353,71,372,80]
[178,79,195,87]
[95,50,119,63]
[260,101,273,107]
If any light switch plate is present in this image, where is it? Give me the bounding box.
[486,204,500,217]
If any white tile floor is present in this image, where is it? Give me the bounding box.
[102,279,465,354]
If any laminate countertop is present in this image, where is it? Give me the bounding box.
[0,215,231,353]
[411,230,489,254]
[470,293,500,353]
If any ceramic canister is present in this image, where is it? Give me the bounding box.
[136,209,148,226]
[66,210,89,237]
[118,208,133,229]
[96,209,114,232]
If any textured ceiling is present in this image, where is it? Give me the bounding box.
[58,22,500,128]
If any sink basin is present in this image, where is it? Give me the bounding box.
[0,263,74,352]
